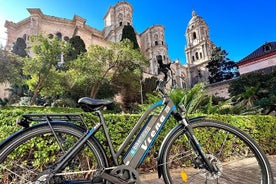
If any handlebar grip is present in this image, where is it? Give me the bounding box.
[156,55,171,73]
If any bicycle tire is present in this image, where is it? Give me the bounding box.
[0,122,108,184]
[161,119,274,184]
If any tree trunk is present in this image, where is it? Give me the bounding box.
[29,77,43,106]
[90,80,100,98]
[29,86,40,105]
[89,65,115,98]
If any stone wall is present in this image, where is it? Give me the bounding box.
[0,82,10,99]
[205,80,233,99]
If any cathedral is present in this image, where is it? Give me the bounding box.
[4,1,214,90]
[185,10,214,87]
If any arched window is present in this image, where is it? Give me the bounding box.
[63,36,69,41]
[192,56,195,61]
[195,52,199,60]
[56,32,62,39]
[200,52,202,59]
[155,41,158,45]
[193,32,197,40]
[118,13,123,26]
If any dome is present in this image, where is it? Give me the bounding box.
[187,10,207,27]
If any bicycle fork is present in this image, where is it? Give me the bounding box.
[181,118,219,174]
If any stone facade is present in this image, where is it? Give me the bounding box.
[0,82,10,99]
[7,2,273,101]
[5,8,109,51]
[184,11,215,88]
[1,2,226,100]
[4,2,186,89]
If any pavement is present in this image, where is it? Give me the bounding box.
[140,155,276,183]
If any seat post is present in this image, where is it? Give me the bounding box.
[94,110,119,165]
[94,110,105,124]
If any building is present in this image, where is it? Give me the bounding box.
[184,10,215,88]
[237,41,276,75]
[3,2,216,93]
[205,42,276,99]
[4,2,186,88]
[4,1,253,101]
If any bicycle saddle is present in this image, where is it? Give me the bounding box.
[78,97,113,112]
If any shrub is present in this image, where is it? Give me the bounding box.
[0,107,275,171]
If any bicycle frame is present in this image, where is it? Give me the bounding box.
[119,97,176,168]
[46,96,176,175]
[49,93,215,177]
[36,56,216,178]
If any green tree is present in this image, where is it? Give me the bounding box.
[66,39,148,105]
[6,84,30,104]
[142,76,158,102]
[23,34,70,105]
[0,49,23,84]
[65,44,111,99]
[12,37,27,57]
[117,25,143,109]
[111,39,147,110]
[65,35,87,61]
[1,42,29,105]
[121,25,140,50]
[206,47,239,84]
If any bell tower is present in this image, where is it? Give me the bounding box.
[185,10,214,87]
[103,2,133,43]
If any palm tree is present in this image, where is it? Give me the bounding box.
[237,86,259,108]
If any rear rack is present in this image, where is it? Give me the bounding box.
[17,114,86,129]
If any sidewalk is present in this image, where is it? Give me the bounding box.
[140,155,276,183]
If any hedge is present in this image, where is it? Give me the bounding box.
[0,106,275,172]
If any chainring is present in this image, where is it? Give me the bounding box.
[110,165,141,184]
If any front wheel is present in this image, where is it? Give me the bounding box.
[161,119,274,184]
[0,122,108,184]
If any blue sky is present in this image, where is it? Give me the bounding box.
[1,0,276,65]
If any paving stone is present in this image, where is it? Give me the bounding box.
[140,156,276,183]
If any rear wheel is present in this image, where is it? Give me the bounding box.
[161,119,274,184]
[0,122,107,183]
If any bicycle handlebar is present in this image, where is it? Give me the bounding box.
[156,55,173,96]
[156,55,171,79]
